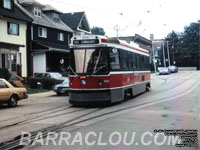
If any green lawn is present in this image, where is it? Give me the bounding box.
[27,88,50,94]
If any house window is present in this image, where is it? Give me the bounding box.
[53,13,59,21]
[3,0,11,9]
[8,22,19,35]
[34,7,41,17]
[57,32,64,41]
[38,27,47,38]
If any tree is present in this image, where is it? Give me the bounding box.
[165,31,180,65]
[165,22,200,69]
[91,26,105,36]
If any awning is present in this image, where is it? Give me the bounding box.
[0,42,25,49]
[32,41,70,53]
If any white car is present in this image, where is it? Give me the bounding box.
[53,78,69,96]
[168,66,178,73]
[158,67,170,75]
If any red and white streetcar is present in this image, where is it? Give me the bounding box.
[68,35,151,104]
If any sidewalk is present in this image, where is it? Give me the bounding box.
[27,90,56,100]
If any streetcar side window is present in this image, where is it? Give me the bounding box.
[120,50,129,71]
[110,48,120,70]
[136,54,140,71]
[141,55,145,71]
[146,56,150,70]
[132,53,136,71]
[128,52,133,70]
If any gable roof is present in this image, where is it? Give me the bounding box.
[17,0,73,32]
[43,4,61,14]
[60,12,91,33]
[17,0,43,8]
[0,0,32,22]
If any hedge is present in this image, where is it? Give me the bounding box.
[28,77,56,90]
[0,68,11,80]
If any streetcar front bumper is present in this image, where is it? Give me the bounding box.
[69,89,111,104]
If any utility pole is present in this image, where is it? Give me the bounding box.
[152,43,157,73]
[162,41,166,67]
[114,25,120,38]
[166,41,171,66]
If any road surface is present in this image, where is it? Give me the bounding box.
[0,71,199,150]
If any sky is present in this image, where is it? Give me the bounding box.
[39,0,200,39]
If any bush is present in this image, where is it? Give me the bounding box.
[42,78,56,89]
[0,68,11,80]
[28,77,56,90]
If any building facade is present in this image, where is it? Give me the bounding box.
[0,0,32,77]
[18,0,74,76]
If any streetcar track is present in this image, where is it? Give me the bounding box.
[0,108,103,150]
[0,104,72,127]
[0,107,87,130]
[0,102,71,123]
[1,78,200,150]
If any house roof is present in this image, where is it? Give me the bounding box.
[42,4,61,14]
[0,0,32,22]
[17,0,73,32]
[32,41,69,52]
[0,42,25,49]
[60,12,91,33]
[18,0,43,8]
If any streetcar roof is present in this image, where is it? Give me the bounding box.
[70,35,150,55]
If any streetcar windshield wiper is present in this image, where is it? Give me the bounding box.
[92,64,108,75]
[68,65,78,76]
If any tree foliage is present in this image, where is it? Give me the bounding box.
[165,22,200,69]
[91,26,105,35]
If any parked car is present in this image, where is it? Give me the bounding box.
[168,65,178,73]
[0,78,28,107]
[53,78,69,96]
[34,72,65,84]
[158,67,170,75]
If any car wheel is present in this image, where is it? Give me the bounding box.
[8,96,18,107]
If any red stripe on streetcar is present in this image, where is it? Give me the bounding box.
[69,73,150,89]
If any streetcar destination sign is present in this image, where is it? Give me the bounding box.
[73,39,99,45]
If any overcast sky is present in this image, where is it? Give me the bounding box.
[39,0,200,39]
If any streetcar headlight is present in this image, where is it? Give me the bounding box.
[98,79,102,86]
[81,80,86,85]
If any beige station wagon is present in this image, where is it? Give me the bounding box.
[0,78,28,107]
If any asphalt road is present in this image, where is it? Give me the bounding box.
[0,71,199,150]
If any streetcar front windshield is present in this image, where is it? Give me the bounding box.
[70,48,109,75]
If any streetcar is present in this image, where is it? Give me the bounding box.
[68,35,151,104]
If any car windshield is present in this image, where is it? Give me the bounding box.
[70,48,109,75]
